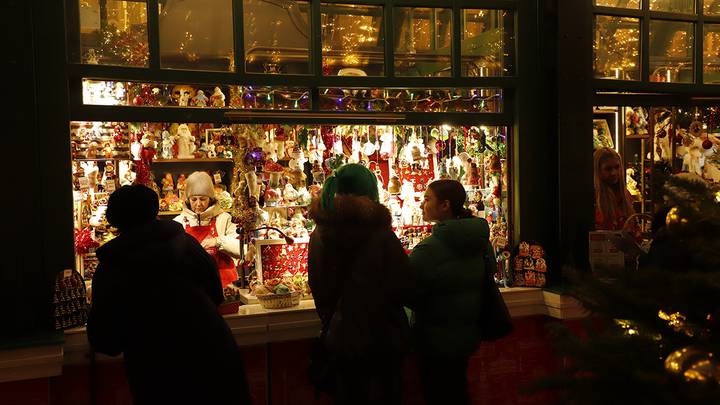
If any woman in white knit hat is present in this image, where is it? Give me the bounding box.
[174,171,240,288]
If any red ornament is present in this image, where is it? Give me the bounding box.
[703,139,713,150]
[133,95,144,106]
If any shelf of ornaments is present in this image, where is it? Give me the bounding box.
[152,158,234,163]
[73,157,132,162]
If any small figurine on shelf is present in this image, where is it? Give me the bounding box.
[191,90,209,107]
[130,134,143,160]
[140,132,157,161]
[214,184,233,210]
[119,161,135,186]
[86,141,99,159]
[102,143,113,159]
[102,162,116,192]
[175,124,196,159]
[210,87,226,108]
[283,183,298,205]
[178,91,191,107]
[161,173,174,194]
[160,130,174,159]
[176,174,187,200]
[159,198,169,212]
[207,143,217,158]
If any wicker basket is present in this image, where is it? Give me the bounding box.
[257,291,301,309]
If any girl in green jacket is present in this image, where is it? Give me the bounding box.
[408,179,493,405]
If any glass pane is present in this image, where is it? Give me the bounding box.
[81,79,310,110]
[243,0,311,74]
[649,0,695,13]
[319,88,502,113]
[159,0,234,71]
[649,20,694,83]
[704,24,720,83]
[394,8,452,77]
[594,15,640,80]
[461,9,515,77]
[321,3,384,76]
[595,0,641,8]
[705,0,720,15]
[79,0,148,66]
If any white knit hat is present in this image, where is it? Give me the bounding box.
[185,171,215,198]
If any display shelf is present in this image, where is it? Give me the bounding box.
[153,158,233,163]
[72,157,131,161]
[158,210,182,216]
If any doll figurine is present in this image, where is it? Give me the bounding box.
[175,124,196,159]
[178,91,191,107]
[161,173,174,194]
[160,130,174,159]
[103,143,113,159]
[207,143,217,158]
[191,90,209,107]
[86,141,99,159]
[210,87,226,108]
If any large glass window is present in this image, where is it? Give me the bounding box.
[705,24,720,83]
[158,0,235,71]
[649,20,694,83]
[321,3,385,76]
[394,7,452,77]
[243,0,311,74]
[461,9,515,77]
[650,0,694,14]
[595,0,641,9]
[594,15,641,80]
[79,0,149,66]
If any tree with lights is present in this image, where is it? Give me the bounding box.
[531,173,720,404]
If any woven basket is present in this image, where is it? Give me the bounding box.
[257,291,301,309]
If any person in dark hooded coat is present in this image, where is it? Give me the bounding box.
[87,185,250,405]
[408,179,497,405]
[308,164,413,405]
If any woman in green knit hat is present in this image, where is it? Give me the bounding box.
[308,163,413,404]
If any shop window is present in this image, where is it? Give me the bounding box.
[243,0,311,74]
[393,7,452,77]
[78,0,149,67]
[320,3,385,76]
[81,79,310,110]
[461,9,515,77]
[594,15,641,80]
[318,88,502,113]
[649,20,694,83]
[649,0,695,14]
[70,122,512,281]
[158,0,235,71]
[705,0,720,15]
[704,24,720,83]
[595,0,641,9]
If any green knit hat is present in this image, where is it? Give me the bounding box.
[320,163,379,211]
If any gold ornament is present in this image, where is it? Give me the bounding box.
[665,346,720,383]
[665,206,689,228]
[658,310,693,337]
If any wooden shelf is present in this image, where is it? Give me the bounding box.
[73,157,132,161]
[157,210,182,216]
[153,158,233,163]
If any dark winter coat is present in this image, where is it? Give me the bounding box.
[408,217,493,358]
[308,195,413,357]
[87,219,249,405]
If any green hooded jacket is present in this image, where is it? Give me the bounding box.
[408,217,493,357]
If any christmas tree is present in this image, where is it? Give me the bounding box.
[530,174,720,404]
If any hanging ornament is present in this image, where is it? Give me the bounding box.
[665,346,720,383]
[703,139,713,150]
[690,121,703,137]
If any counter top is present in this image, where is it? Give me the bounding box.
[0,288,584,381]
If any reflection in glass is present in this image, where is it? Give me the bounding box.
[321,3,384,76]
[461,9,515,77]
[78,0,149,66]
[159,0,235,71]
[81,79,310,110]
[243,0,311,74]
[649,20,694,83]
[594,15,640,80]
[649,0,695,13]
[705,24,720,83]
[319,88,502,113]
[594,0,641,8]
[706,0,720,15]
[394,8,452,77]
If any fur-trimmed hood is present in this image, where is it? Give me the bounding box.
[309,194,392,249]
[309,194,391,227]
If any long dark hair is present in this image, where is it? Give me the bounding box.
[427,180,474,219]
